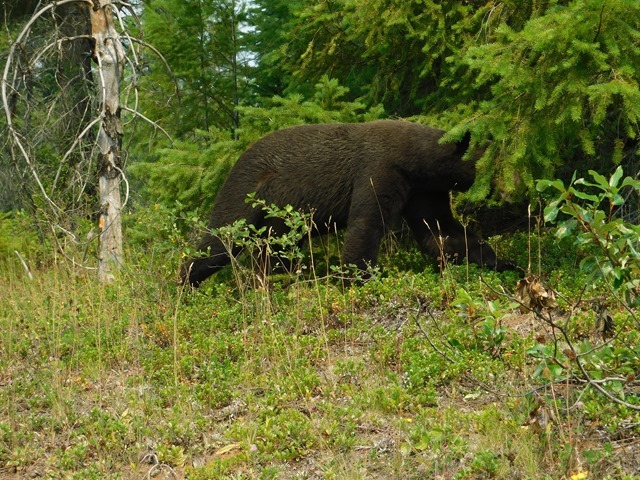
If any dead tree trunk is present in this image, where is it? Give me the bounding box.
[90,1,125,282]
[4,0,169,277]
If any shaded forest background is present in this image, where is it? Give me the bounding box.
[1,0,639,246]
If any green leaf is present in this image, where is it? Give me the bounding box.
[543,204,560,223]
[526,345,547,358]
[609,166,624,188]
[621,176,640,189]
[611,193,626,206]
[556,219,578,238]
[572,191,599,202]
[548,363,564,378]
[588,170,610,190]
[536,178,565,193]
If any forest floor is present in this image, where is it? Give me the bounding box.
[1,238,639,479]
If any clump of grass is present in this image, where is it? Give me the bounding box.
[1,193,638,478]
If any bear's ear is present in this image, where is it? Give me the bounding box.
[455,131,471,155]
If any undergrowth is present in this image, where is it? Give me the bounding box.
[1,169,639,479]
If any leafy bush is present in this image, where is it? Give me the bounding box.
[526,167,640,412]
[538,166,640,306]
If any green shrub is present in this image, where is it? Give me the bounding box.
[525,167,640,413]
[538,166,640,306]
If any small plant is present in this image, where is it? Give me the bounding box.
[538,167,640,307]
[246,193,313,276]
[257,408,317,461]
[453,288,512,357]
[208,193,314,290]
[156,443,187,467]
[524,167,640,413]
[468,450,501,477]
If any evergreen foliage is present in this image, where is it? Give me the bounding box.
[130,77,383,218]
[241,0,640,202]
[137,0,252,138]
[244,0,297,98]
[248,1,571,115]
[449,0,640,202]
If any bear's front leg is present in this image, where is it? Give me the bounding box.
[341,175,410,274]
[403,191,516,272]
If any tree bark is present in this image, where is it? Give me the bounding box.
[90,0,125,282]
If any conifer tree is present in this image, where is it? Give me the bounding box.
[247,0,639,202]
[248,1,569,116]
[139,0,251,139]
[448,0,640,201]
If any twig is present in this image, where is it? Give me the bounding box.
[414,298,457,363]
[14,251,33,280]
[482,278,640,411]
[121,106,174,143]
[145,463,178,480]
[593,2,606,43]
[127,36,181,106]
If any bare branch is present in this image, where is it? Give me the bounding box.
[128,36,181,106]
[3,0,172,276]
[14,250,33,280]
[2,0,94,215]
[122,105,173,143]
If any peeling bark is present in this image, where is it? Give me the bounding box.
[90,0,125,282]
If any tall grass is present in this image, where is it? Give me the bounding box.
[0,209,637,478]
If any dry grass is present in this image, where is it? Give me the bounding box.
[0,250,638,479]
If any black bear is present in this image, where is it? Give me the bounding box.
[181,120,514,287]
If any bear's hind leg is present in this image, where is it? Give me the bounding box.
[403,191,514,271]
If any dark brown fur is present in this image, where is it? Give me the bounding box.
[181,120,514,287]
